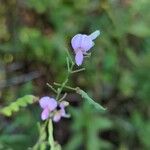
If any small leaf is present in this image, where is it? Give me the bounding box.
[128,22,150,38]
[1,107,12,116]
[0,95,38,117]
[76,88,106,111]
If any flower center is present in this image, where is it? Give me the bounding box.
[76,47,84,53]
[56,105,61,110]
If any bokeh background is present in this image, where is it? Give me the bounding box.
[0,0,150,150]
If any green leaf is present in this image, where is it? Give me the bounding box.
[76,88,106,111]
[128,22,150,38]
[0,95,38,117]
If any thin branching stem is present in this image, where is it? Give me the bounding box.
[71,68,85,73]
[48,120,55,150]
[54,82,77,91]
[59,93,67,101]
[46,83,57,93]
[55,59,74,100]
[32,121,48,150]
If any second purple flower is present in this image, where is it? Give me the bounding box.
[39,96,70,122]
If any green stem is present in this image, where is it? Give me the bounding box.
[32,121,48,150]
[56,78,68,100]
[66,57,70,72]
[48,120,55,150]
[54,82,76,91]
[59,93,67,101]
[56,62,74,100]
[71,68,85,73]
[47,83,57,94]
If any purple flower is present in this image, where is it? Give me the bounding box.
[53,101,70,122]
[71,30,100,66]
[39,96,69,122]
[39,96,57,120]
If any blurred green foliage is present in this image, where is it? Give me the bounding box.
[0,0,150,149]
[0,95,38,117]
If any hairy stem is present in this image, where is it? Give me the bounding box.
[48,120,55,150]
[56,62,74,100]
[32,121,47,150]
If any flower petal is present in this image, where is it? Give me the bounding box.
[39,96,57,111]
[41,108,49,120]
[60,108,66,116]
[80,35,93,52]
[75,50,83,66]
[39,96,51,109]
[60,108,70,118]
[71,34,82,53]
[53,112,61,122]
[59,101,69,108]
[88,30,100,40]
[47,98,57,111]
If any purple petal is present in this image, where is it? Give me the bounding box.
[41,108,49,120]
[75,50,83,66]
[60,108,66,116]
[71,34,93,52]
[80,35,93,52]
[60,108,70,118]
[47,98,57,111]
[59,102,70,118]
[39,96,50,109]
[53,112,61,122]
[39,96,57,111]
[71,34,82,53]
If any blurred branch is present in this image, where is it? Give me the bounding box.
[0,71,42,89]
